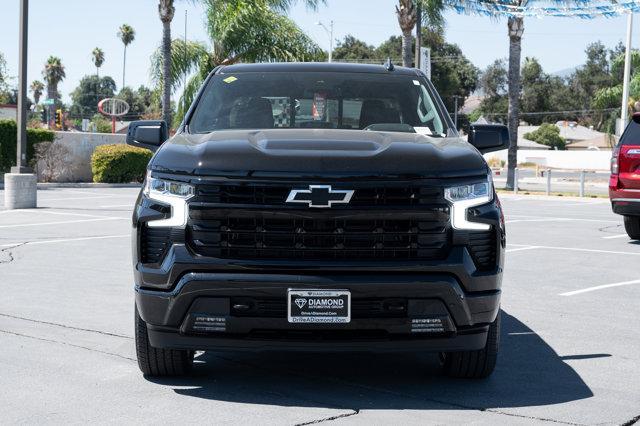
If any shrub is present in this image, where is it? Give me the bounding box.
[91,144,152,183]
[0,119,55,172]
[524,123,566,150]
[91,114,113,134]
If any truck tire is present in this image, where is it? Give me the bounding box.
[624,216,640,240]
[441,311,500,379]
[135,307,194,377]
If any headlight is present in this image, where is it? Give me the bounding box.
[143,172,194,228]
[444,176,493,231]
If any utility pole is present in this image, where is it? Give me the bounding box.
[5,0,37,209]
[621,12,633,133]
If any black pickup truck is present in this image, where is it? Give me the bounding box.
[128,62,508,379]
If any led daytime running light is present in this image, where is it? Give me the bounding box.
[144,172,194,228]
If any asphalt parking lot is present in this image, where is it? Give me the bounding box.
[0,188,639,425]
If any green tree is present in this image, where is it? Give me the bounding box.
[69,75,117,119]
[117,24,136,89]
[333,35,375,61]
[570,42,615,112]
[151,0,324,125]
[376,36,404,63]
[116,85,158,120]
[476,60,508,123]
[92,47,105,78]
[524,123,566,150]
[42,56,66,122]
[30,80,44,105]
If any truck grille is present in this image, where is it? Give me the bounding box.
[197,183,442,207]
[187,181,451,262]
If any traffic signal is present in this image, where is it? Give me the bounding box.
[40,109,47,124]
[55,109,63,129]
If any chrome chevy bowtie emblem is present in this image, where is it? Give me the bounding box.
[286,185,354,208]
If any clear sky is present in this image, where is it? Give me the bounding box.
[0,0,634,103]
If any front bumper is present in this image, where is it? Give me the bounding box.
[136,272,500,352]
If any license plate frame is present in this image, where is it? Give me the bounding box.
[287,289,351,324]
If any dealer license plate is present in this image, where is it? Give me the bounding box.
[287,289,351,323]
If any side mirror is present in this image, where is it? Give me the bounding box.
[126,120,168,152]
[467,124,510,154]
[632,112,640,124]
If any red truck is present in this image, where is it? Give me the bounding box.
[610,113,640,239]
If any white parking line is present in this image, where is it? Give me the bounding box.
[44,189,135,196]
[0,217,121,229]
[16,210,128,220]
[99,204,133,208]
[39,195,123,201]
[602,234,629,239]
[508,243,640,256]
[563,201,609,207]
[0,234,129,248]
[505,246,540,253]
[559,279,640,296]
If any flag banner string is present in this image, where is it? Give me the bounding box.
[445,0,640,18]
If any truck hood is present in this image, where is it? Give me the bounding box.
[150,129,488,179]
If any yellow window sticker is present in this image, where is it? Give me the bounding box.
[223,76,238,83]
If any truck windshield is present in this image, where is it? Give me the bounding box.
[188,71,449,136]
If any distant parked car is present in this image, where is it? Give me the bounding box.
[610,113,640,239]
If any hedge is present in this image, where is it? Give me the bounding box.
[0,119,55,172]
[91,144,152,183]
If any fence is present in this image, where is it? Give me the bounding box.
[485,149,613,172]
[493,168,609,197]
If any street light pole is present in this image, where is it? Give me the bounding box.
[329,20,333,63]
[14,0,31,173]
[316,20,334,63]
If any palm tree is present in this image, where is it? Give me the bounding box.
[396,0,417,67]
[30,80,44,105]
[506,15,524,189]
[117,24,136,89]
[395,0,444,68]
[42,56,66,125]
[151,0,324,124]
[158,0,176,129]
[92,47,105,78]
